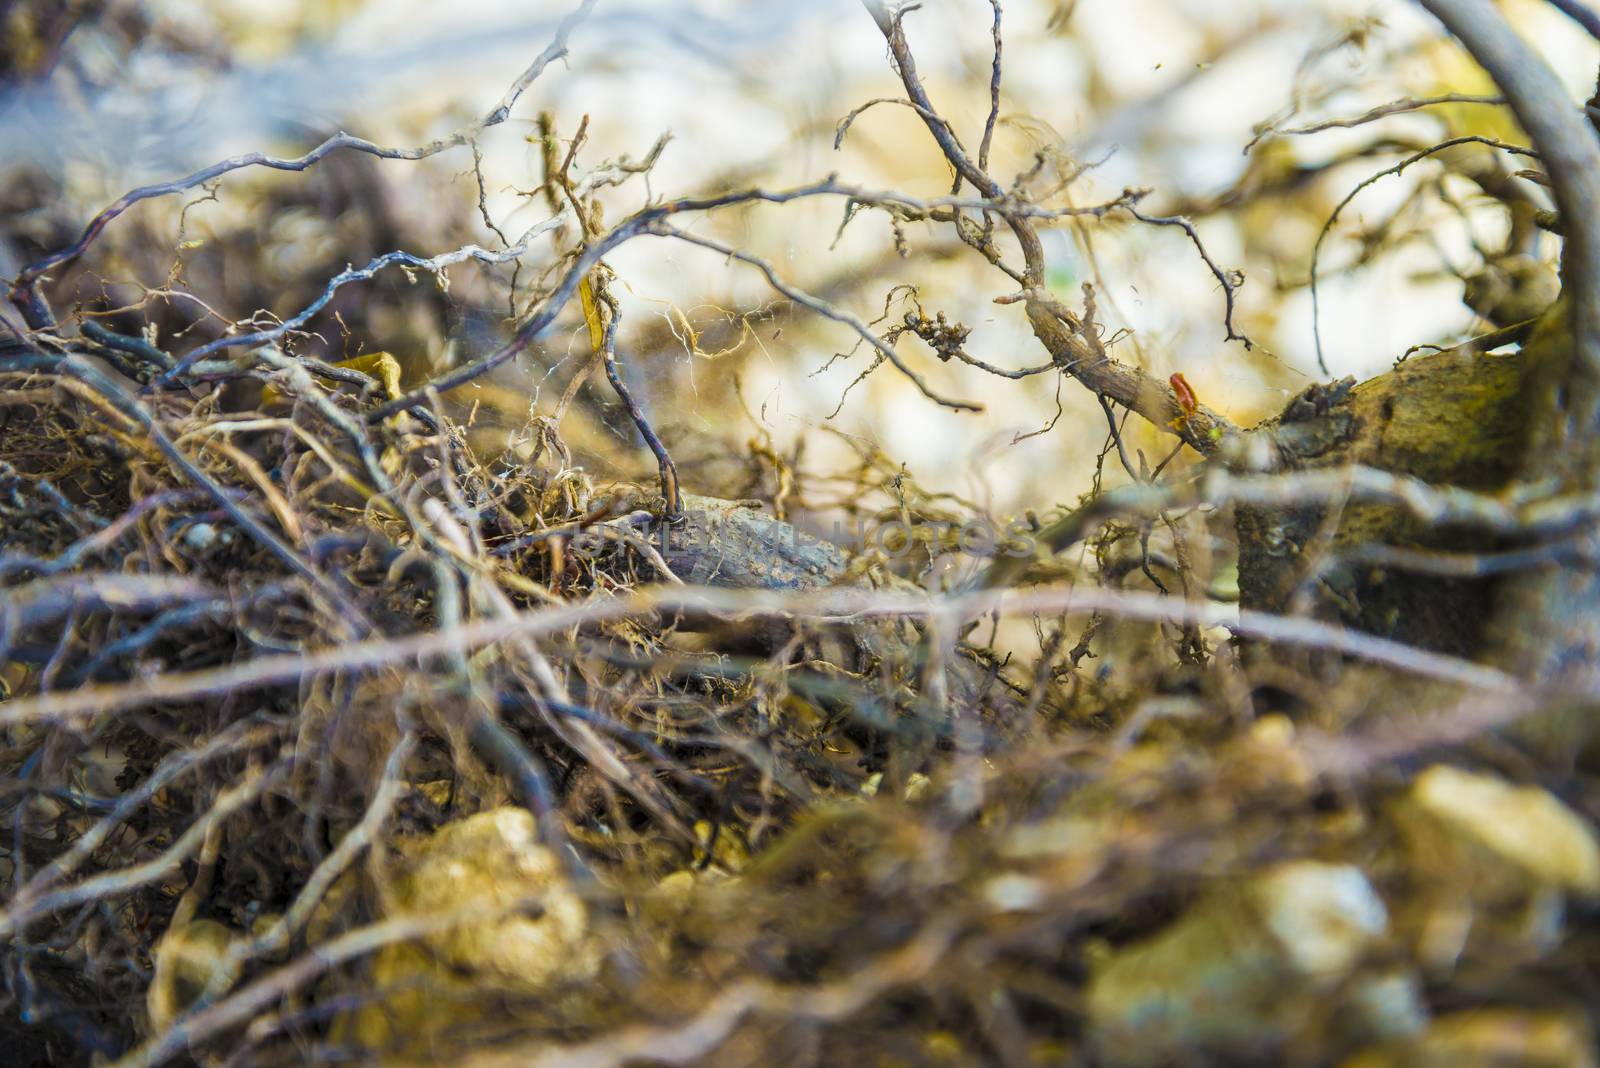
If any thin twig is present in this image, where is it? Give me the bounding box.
[7,0,600,325]
[1127,207,1252,349]
[0,576,1536,731]
[1309,134,1537,373]
[366,178,1132,422]
[1245,93,1504,150]
[661,225,983,412]
[595,284,682,514]
[978,2,1004,173]
[0,754,292,939]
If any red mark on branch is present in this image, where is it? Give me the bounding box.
[1170,372,1198,422]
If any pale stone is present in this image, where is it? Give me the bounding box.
[1405,765,1600,897]
[1085,861,1395,1067]
[342,808,597,1053]
[147,918,238,1033]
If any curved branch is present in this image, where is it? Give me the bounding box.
[1418,0,1600,685]
[1417,0,1600,371]
[0,580,1526,730]
[1546,0,1600,41]
[661,226,984,412]
[1308,133,1538,373]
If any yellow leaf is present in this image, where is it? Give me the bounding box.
[260,351,403,408]
[579,275,605,353]
[332,351,403,401]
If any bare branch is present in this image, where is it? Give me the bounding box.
[1127,207,1254,349]
[594,281,683,514]
[6,0,600,324]
[1246,92,1504,150]
[1417,1,1600,367]
[364,178,1127,421]
[1309,134,1537,374]
[0,577,1531,731]
[662,226,984,412]
[978,1,1004,173]
[1545,0,1600,40]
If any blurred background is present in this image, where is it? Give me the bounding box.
[2,0,1594,531]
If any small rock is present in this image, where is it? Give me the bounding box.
[182,522,217,552]
[147,918,238,1033]
[1340,1007,1596,1068]
[1399,766,1600,898]
[341,808,596,1051]
[1085,861,1396,1067]
[983,873,1046,912]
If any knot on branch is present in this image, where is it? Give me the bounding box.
[901,309,972,361]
